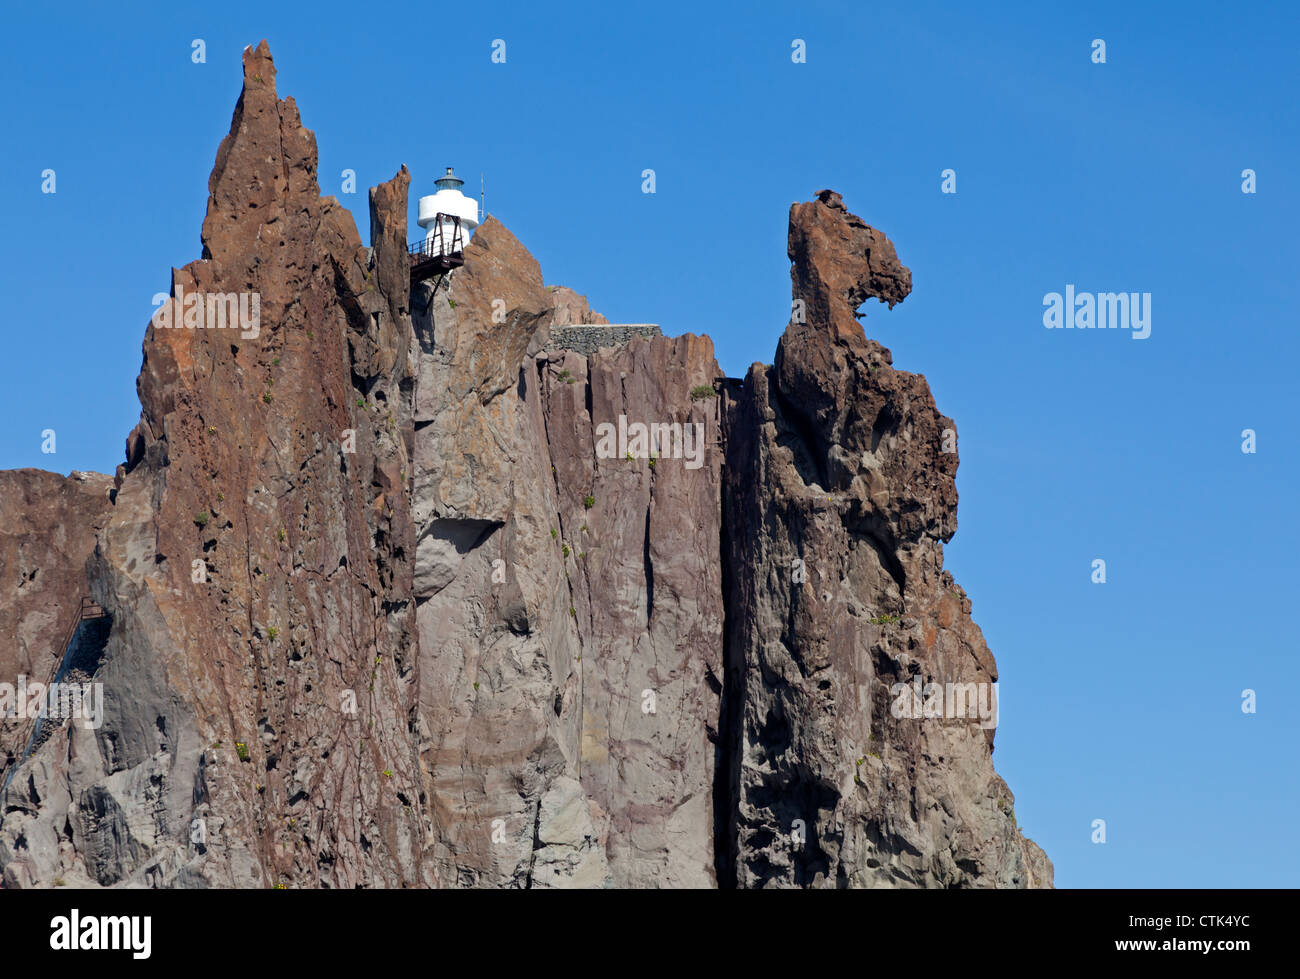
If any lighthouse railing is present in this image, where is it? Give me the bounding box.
[409,214,465,259]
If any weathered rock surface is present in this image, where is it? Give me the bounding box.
[539,333,723,886]
[0,470,114,683]
[0,470,113,788]
[0,46,1049,889]
[547,285,608,326]
[408,218,722,887]
[2,41,423,888]
[719,190,1049,887]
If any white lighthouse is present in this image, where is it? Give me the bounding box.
[416,167,479,256]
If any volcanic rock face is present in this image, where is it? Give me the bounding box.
[547,285,609,325]
[2,42,423,888]
[0,471,113,788]
[408,219,722,887]
[720,190,1050,887]
[0,44,1050,889]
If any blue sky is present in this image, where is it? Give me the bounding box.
[2,1,1296,887]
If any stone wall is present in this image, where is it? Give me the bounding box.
[546,324,662,355]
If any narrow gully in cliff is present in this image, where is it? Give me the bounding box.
[711,382,744,888]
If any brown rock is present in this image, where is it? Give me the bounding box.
[547,285,609,325]
[0,43,1049,890]
[541,334,724,885]
[2,40,423,888]
[719,193,1050,887]
[409,217,722,886]
[0,470,113,784]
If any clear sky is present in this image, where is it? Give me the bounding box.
[2,0,1296,887]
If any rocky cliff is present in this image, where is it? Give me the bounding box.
[0,470,114,783]
[0,43,1050,889]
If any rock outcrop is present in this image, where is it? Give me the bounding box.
[719,190,1050,887]
[0,470,113,787]
[0,44,1050,889]
[2,41,423,888]
[408,216,722,887]
[547,285,608,326]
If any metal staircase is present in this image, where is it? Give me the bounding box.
[0,597,108,794]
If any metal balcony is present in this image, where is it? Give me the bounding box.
[409,214,466,283]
